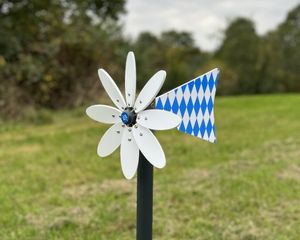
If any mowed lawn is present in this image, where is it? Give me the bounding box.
[0,94,300,240]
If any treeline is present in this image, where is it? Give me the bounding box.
[0,1,299,117]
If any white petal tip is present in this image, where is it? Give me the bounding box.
[98,68,107,78]
[86,106,94,119]
[175,115,182,127]
[97,149,107,157]
[127,51,134,57]
[97,150,108,158]
[155,161,166,169]
[97,145,113,158]
[123,173,135,180]
[159,70,167,78]
[97,69,104,78]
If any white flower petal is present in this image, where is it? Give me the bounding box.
[125,51,136,107]
[137,109,181,130]
[134,70,166,113]
[97,122,124,157]
[120,127,139,179]
[86,105,121,124]
[98,69,126,110]
[132,124,166,168]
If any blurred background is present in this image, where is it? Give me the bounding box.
[0,0,299,118]
[0,1,300,239]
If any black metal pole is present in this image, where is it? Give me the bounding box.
[136,151,153,240]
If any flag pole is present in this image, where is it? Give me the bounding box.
[136,151,153,240]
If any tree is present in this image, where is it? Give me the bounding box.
[161,30,195,48]
[262,4,300,92]
[216,18,261,94]
[198,59,239,95]
[133,31,210,92]
[0,0,127,115]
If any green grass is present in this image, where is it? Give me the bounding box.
[1,94,300,240]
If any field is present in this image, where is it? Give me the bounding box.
[0,94,300,240]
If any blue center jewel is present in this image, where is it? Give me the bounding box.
[121,112,129,124]
[120,107,137,126]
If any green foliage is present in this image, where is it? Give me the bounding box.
[133,31,209,92]
[0,95,300,239]
[216,18,261,94]
[0,0,127,115]
[198,59,239,95]
[132,4,300,97]
[1,2,300,117]
[262,4,300,92]
[215,5,300,94]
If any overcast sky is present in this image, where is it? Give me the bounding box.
[123,0,299,51]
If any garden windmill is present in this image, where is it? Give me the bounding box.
[86,52,219,240]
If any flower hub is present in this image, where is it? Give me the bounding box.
[121,107,137,126]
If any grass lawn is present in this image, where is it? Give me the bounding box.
[0,94,300,240]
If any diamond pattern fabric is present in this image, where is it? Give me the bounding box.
[155,68,219,143]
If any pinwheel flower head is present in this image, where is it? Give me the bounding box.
[86,52,181,179]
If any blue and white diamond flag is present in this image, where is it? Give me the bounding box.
[155,68,219,143]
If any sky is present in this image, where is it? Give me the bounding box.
[123,0,299,51]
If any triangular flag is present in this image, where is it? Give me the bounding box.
[155,68,219,143]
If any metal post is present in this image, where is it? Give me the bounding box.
[136,151,153,240]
